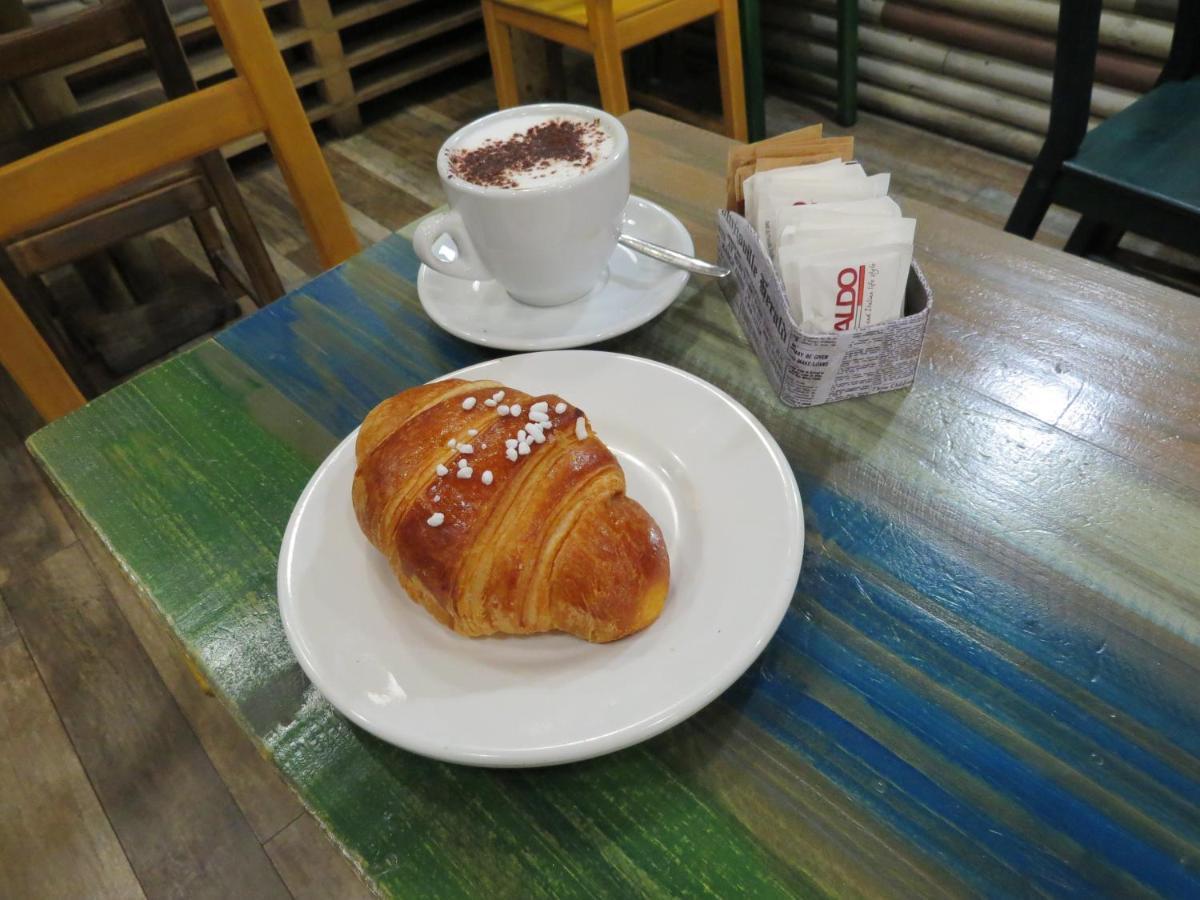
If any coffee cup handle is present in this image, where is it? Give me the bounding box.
[412,210,491,281]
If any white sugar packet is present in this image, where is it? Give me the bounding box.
[754,174,892,254]
[743,158,914,332]
[775,216,915,267]
[744,161,864,238]
[776,196,902,220]
[766,199,904,263]
[777,219,915,333]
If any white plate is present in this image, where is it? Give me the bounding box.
[417,196,692,351]
[278,351,803,767]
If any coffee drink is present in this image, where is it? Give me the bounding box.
[413,104,630,307]
[445,112,615,190]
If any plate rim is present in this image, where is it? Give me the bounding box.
[416,195,692,352]
[277,350,803,767]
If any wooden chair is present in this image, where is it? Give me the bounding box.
[0,0,358,422]
[1005,0,1200,257]
[481,0,750,141]
[1,0,283,310]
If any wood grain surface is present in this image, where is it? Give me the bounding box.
[1,543,291,899]
[264,813,376,900]
[29,111,1200,897]
[0,405,74,587]
[61,500,306,844]
[0,594,147,899]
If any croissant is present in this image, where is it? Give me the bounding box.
[352,378,670,642]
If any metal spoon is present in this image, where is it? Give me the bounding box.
[618,233,730,278]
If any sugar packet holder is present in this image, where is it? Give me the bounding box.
[717,209,932,408]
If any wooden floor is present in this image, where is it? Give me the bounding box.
[3,69,1198,898]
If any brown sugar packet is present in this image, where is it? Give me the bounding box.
[757,135,854,165]
[726,125,824,209]
[727,124,824,173]
[727,129,854,209]
[729,135,856,210]
[733,142,856,207]
[732,163,756,207]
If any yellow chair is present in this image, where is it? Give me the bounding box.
[0,0,359,422]
[481,0,748,140]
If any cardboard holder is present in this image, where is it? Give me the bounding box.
[717,209,933,408]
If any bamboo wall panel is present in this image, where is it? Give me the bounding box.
[770,7,1137,117]
[763,0,1174,161]
[907,0,1174,55]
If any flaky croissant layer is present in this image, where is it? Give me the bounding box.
[352,379,669,642]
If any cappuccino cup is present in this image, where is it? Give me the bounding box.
[413,103,630,307]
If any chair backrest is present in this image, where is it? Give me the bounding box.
[2,0,212,149]
[1043,0,1200,162]
[1042,0,1103,161]
[0,0,358,269]
[0,1,141,85]
[1160,0,1200,83]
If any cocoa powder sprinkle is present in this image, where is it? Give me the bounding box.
[448,118,607,188]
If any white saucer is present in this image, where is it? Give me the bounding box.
[278,351,803,767]
[417,196,692,351]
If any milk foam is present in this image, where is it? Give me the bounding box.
[447,111,614,189]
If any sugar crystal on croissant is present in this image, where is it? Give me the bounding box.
[352,378,670,642]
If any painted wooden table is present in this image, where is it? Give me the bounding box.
[30,112,1200,897]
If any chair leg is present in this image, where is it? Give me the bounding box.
[593,51,629,115]
[190,210,245,297]
[714,0,749,141]
[1064,217,1124,257]
[482,1,521,107]
[1005,156,1061,239]
[1158,0,1200,82]
[75,253,136,312]
[0,277,85,421]
[740,0,766,142]
[593,50,629,116]
[836,0,858,127]
[196,151,284,306]
[589,4,629,115]
[0,253,88,392]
